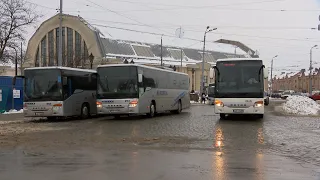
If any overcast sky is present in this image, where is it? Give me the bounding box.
[26,0,320,75]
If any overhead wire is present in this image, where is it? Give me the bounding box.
[91,23,202,42]
[82,0,175,36]
[106,0,287,12]
[25,0,58,10]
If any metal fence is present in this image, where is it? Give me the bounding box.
[0,76,23,113]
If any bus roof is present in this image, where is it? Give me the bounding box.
[216,58,263,62]
[98,64,188,76]
[24,66,96,73]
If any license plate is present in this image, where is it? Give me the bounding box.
[35,112,44,116]
[233,109,244,113]
[109,109,120,112]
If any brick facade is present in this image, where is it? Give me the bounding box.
[272,68,320,92]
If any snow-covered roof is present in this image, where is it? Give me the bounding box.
[305,68,320,76]
[101,38,247,64]
[97,64,188,75]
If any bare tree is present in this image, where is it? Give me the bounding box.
[0,0,41,62]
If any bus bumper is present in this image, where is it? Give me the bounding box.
[23,101,64,117]
[96,99,139,115]
[215,106,264,114]
[214,98,264,115]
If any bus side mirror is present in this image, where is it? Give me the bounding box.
[213,66,220,82]
[258,65,265,82]
[138,74,143,83]
[62,77,68,86]
[88,73,97,83]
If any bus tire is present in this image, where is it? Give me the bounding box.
[80,103,90,119]
[47,116,57,120]
[147,102,156,118]
[173,100,182,114]
[257,114,264,119]
[220,114,226,120]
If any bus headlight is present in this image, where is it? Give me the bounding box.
[254,101,264,108]
[215,100,224,107]
[96,101,102,108]
[53,104,62,111]
[129,100,138,108]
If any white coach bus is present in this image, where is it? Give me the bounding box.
[213,58,268,119]
[96,64,190,118]
[13,67,97,120]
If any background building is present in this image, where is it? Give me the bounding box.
[24,14,256,92]
[272,68,320,92]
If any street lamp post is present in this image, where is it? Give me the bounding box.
[309,45,317,94]
[270,55,278,93]
[201,26,217,94]
[234,46,239,58]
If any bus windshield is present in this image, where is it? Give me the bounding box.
[97,66,139,99]
[215,60,264,98]
[24,69,62,102]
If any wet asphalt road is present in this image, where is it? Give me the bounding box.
[0,100,320,180]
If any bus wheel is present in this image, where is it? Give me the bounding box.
[147,103,156,118]
[257,114,264,119]
[220,114,226,120]
[80,103,90,119]
[47,117,57,120]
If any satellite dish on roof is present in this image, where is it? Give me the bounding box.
[175,27,185,39]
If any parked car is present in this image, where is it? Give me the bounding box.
[309,93,320,101]
[271,93,282,98]
[292,92,303,96]
[281,90,294,99]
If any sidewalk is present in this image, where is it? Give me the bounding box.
[0,113,24,121]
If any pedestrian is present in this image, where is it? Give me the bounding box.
[201,92,206,104]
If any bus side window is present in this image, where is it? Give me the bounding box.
[62,76,72,99]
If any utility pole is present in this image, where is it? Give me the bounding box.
[201,26,217,94]
[309,45,317,94]
[58,0,63,67]
[201,33,206,94]
[20,42,23,75]
[14,49,17,76]
[234,46,238,58]
[180,48,183,69]
[270,55,278,93]
[160,35,163,66]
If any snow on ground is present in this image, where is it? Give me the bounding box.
[282,96,320,115]
[2,109,23,114]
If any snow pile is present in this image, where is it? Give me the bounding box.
[190,101,200,104]
[282,96,320,115]
[2,109,23,114]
